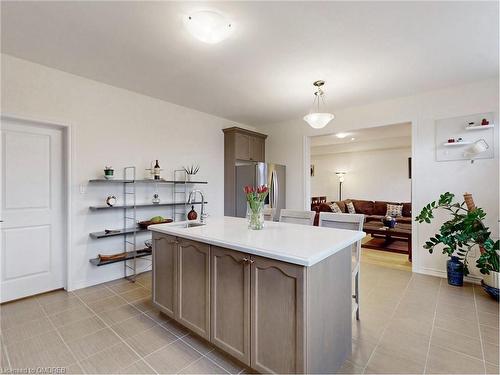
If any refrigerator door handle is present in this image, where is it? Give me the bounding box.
[272,169,278,209]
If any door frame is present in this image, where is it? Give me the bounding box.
[303,119,417,273]
[1,113,73,292]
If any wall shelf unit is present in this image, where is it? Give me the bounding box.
[89,227,149,239]
[442,141,473,147]
[89,201,207,210]
[465,124,494,131]
[436,112,495,161]
[89,179,207,184]
[89,248,152,266]
[87,166,207,281]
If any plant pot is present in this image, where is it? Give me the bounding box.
[447,256,464,286]
[483,270,500,289]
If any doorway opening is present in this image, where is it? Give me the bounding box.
[308,122,413,272]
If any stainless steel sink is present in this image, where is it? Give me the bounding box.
[186,222,206,228]
[171,221,206,228]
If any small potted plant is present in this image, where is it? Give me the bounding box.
[416,192,497,286]
[183,164,200,181]
[477,239,499,300]
[244,185,269,230]
[104,166,114,179]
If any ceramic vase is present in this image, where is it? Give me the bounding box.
[447,256,464,286]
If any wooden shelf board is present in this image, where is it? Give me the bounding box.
[89,248,152,266]
[89,201,207,210]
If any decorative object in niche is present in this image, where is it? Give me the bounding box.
[435,112,495,161]
[106,195,117,207]
[187,206,198,220]
[104,166,114,179]
[183,164,200,181]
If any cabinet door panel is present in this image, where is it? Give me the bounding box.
[250,256,305,374]
[152,233,176,318]
[211,247,250,365]
[250,137,265,162]
[178,239,210,339]
[235,133,250,160]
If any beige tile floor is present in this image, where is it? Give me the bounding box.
[0,264,498,374]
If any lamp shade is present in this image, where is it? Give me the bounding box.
[303,112,335,129]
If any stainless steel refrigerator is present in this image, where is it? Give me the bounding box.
[235,162,286,221]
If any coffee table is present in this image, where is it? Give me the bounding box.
[362,221,412,261]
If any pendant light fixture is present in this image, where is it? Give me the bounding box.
[303,80,335,129]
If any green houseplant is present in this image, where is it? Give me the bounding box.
[416,192,499,287]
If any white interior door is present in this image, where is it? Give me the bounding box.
[1,118,65,302]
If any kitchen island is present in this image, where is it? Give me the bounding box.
[149,216,364,374]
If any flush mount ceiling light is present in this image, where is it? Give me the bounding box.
[303,80,335,129]
[184,10,233,44]
[335,132,350,139]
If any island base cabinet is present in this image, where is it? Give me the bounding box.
[177,239,211,340]
[250,256,305,374]
[211,247,251,365]
[152,233,352,374]
[152,233,177,318]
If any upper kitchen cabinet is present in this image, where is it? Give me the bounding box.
[224,127,267,162]
[223,127,267,216]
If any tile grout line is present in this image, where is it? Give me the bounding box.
[174,349,229,375]
[71,286,160,374]
[473,284,488,374]
[98,279,220,373]
[1,333,13,371]
[34,294,82,372]
[112,276,236,374]
[422,278,442,374]
[361,271,417,374]
[102,276,232,374]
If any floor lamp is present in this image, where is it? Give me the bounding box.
[335,172,346,201]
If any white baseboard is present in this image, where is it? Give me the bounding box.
[69,264,152,291]
[418,267,482,285]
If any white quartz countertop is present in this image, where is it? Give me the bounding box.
[149,216,365,267]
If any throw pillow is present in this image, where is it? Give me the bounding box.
[346,200,356,214]
[386,204,403,217]
[329,202,342,213]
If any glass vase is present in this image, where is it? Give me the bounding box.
[247,201,264,230]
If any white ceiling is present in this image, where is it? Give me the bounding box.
[1,1,498,126]
[311,122,411,155]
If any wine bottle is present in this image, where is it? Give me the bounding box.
[154,160,160,180]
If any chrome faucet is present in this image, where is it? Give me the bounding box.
[188,190,208,223]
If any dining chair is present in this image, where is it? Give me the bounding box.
[263,207,275,221]
[279,209,316,226]
[319,212,365,320]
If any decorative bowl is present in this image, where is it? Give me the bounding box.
[382,216,397,228]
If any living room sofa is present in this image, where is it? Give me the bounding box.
[312,199,412,227]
